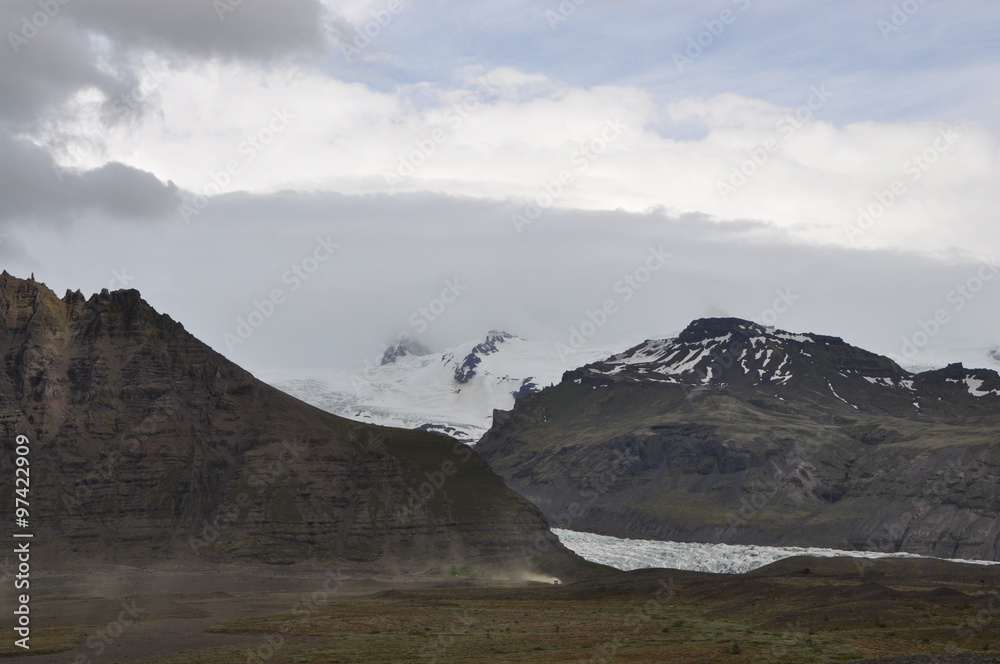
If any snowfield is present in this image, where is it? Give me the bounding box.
[257,332,630,444]
[553,529,1000,574]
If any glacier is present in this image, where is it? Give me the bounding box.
[257,332,631,444]
[553,528,1000,574]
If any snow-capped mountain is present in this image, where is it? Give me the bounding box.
[477,317,1000,562]
[259,331,624,444]
[583,317,1000,406]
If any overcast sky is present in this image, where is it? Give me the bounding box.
[1,0,998,371]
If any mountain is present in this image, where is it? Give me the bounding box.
[262,331,622,444]
[380,338,431,365]
[0,272,579,573]
[476,317,1000,561]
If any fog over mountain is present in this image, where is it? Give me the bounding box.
[1,1,997,373]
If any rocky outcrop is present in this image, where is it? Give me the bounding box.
[380,338,430,365]
[0,272,576,573]
[477,318,1000,561]
[453,330,517,384]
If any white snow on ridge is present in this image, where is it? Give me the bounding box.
[773,332,814,343]
[553,529,1000,574]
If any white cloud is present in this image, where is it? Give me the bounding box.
[36,59,998,256]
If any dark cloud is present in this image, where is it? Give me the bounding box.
[0,135,180,223]
[1,0,327,126]
[0,3,120,129]
[0,0,325,226]
[66,0,328,61]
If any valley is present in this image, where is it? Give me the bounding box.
[9,556,1000,663]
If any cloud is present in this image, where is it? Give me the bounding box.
[44,57,994,256]
[0,135,180,223]
[0,0,325,226]
[2,0,997,377]
[5,191,996,372]
[0,2,120,128]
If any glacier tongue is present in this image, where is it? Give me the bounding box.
[553,529,1000,574]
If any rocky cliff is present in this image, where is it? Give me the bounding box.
[0,272,576,573]
[476,318,1000,561]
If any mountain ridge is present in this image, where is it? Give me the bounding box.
[0,272,578,574]
[477,317,1000,561]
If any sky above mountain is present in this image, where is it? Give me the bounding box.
[1,0,998,370]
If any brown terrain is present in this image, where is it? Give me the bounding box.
[5,555,1000,663]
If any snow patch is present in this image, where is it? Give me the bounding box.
[827,381,858,409]
[964,377,999,397]
[773,332,813,343]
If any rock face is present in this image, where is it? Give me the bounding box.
[380,338,431,365]
[453,331,518,384]
[476,318,1000,561]
[0,273,574,572]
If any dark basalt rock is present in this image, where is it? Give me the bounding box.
[477,317,1000,562]
[0,272,576,574]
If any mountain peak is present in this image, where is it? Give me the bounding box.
[454,331,521,384]
[381,338,431,365]
[576,318,1000,412]
[484,330,518,344]
[676,317,768,343]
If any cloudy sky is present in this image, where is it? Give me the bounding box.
[1,0,998,372]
